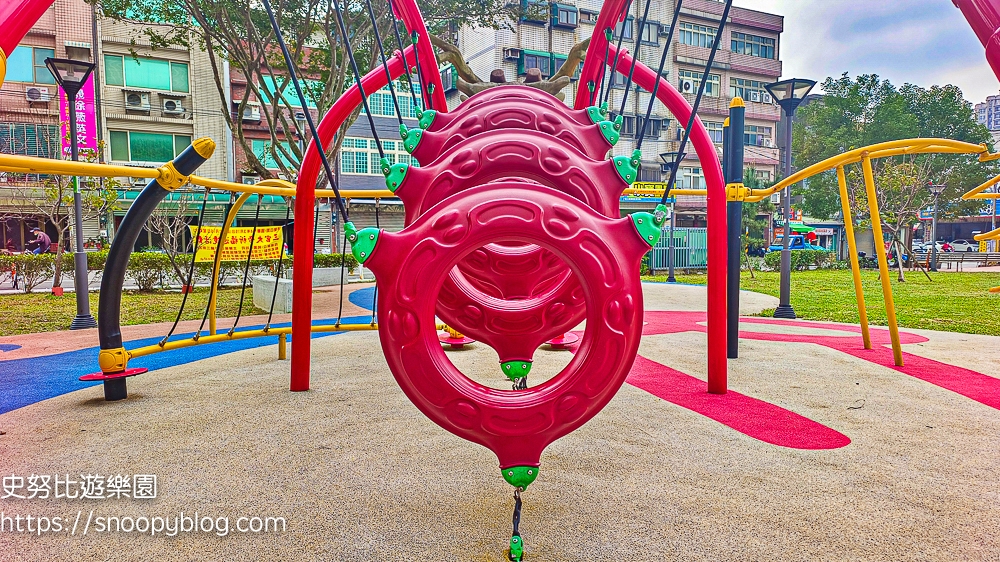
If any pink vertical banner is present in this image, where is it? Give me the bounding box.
[59,74,97,158]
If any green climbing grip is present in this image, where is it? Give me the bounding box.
[384,163,409,192]
[399,124,423,154]
[345,222,380,264]
[509,535,524,561]
[378,156,391,177]
[613,149,642,185]
[598,120,621,146]
[586,105,604,125]
[604,27,613,41]
[418,109,437,129]
[631,203,669,247]
[501,466,539,489]
[500,360,532,381]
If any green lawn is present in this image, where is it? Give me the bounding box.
[643,269,1000,336]
[0,287,262,337]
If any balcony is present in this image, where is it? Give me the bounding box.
[674,41,782,79]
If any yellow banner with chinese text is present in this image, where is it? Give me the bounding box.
[188,225,283,263]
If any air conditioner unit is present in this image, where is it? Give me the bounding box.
[131,177,149,188]
[162,98,185,115]
[749,90,761,103]
[25,86,50,103]
[125,91,151,111]
[678,79,695,94]
[243,102,262,122]
[763,138,775,148]
[242,175,260,185]
[762,92,773,104]
[770,192,781,204]
[503,47,522,60]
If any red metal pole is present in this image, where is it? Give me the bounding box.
[290,48,414,391]
[953,0,1000,80]
[0,0,56,56]
[583,45,729,394]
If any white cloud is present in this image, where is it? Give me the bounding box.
[732,0,1000,103]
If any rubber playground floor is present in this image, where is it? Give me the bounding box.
[0,283,998,560]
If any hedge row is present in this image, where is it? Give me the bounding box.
[763,250,836,271]
[0,251,358,293]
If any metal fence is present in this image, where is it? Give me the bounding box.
[648,227,708,271]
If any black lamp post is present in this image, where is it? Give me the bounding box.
[765,77,816,320]
[46,57,97,330]
[928,182,946,272]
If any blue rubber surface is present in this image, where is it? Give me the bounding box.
[0,287,379,415]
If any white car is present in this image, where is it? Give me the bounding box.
[950,239,977,252]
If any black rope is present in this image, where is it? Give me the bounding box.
[260,0,349,223]
[508,488,524,561]
[332,0,387,161]
[160,187,210,346]
[386,0,421,115]
[229,195,263,335]
[196,193,234,339]
[635,0,684,150]
[661,0,733,206]
[369,199,379,325]
[617,0,654,117]
[411,30,433,111]
[265,201,293,331]
[363,0,404,125]
[336,198,352,326]
[599,0,632,108]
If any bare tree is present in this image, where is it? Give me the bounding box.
[147,188,196,285]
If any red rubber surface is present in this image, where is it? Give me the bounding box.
[365,183,648,468]
[412,85,614,164]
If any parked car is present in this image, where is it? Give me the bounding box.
[768,234,826,252]
[914,241,951,253]
[950,239,977,252]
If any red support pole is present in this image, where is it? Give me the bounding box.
[0,0,56,56]
[577,44,728,394]
[290,48,415,391]
[953,0,1000,80]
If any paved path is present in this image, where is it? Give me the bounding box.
[0,283,997,560]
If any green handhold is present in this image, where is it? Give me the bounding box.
[402,127,423,154]
[632,203,669,247]
[586,105,604,125]
[378,156,391,177]
[418,109,437,129]
[612,113,622,130]
[604,27,613,41]
[500,360,532,381]
[598,120,620,146]
[613,149,642,185]
[384,163,409,192]
[509,535,524,561]
[501,466,539,489]
[600,101,609,115]
[345,222,379,264]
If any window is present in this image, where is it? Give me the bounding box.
[0,123,60,157]
[744,125,773,147]
[259,75,318,108]
[680,166,704,190]
[705,121,724,144]
[103,55,189,93]
[519,51,551,78]
[340,137,419,176]
[521,0,548,23]
[619,116,635,136]
[552,4,578,28]
[635,116,662,139]
[615,16,634,41]
[360,80,426,119]
[638,165,661,182]
[678,69,720,97]
[580,9,598,24]
[109,131,191,163]
[251,139,296,170]
[7,46,56,84]
[731,32,775,59]
[678,22,717,48]
[730,77,771,102]
[639,20,659,45]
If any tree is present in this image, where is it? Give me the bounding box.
[94,0,520,181]
[146,188,196,285]
[792,73,997,280]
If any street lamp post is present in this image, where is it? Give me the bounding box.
[46,57,97,330]
[765,77,816,320]
[928,182,946,272]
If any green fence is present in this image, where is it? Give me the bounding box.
[649,227,708,271]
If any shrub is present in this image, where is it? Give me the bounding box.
[764,250,835,271]
[312,253,358,273]
[62,250,109,274]
[11,253,55,293]
[126,252,173,291]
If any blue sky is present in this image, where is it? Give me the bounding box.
[734,0,1000,104]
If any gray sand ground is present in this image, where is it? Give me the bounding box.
[1,283,998,561]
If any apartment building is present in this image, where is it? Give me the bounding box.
[456,0,784,222]
[975,92,1000,146]
[0,0,95,251]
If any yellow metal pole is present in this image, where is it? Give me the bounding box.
[278,333,287,360]
[208,192,252,335]
[837,166,871,349]
[861,156,903,366]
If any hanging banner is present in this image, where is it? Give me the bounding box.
[189,225,284,263]
[59,74,97,158]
